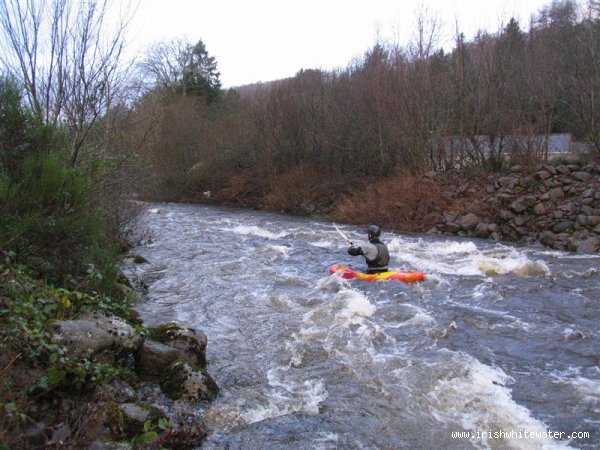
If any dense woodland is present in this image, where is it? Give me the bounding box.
[126,0,600,213]
[1,0,600,446]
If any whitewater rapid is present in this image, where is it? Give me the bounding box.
[127,203,599,449]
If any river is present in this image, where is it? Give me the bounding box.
[128,202,599,449]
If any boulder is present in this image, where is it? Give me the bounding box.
[587,215,600,227]
[535,170,552,180]
[135,339,181,381]
[160,362,219,402]
[457,213,480,231]
[148,323,208,367]
[553,220,575,234]
[445,222,461,233]
[104,401,166,439]
[509,196,537,213]
[572,171,591,182]
[115,283,141,304]
[50,313,142,362]
[533,203,547,215]
[577,237,600,253]
[547,187,565,201]
[539,231,556,247]
[474,222,490,237]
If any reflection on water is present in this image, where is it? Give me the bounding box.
[127,203,600,449]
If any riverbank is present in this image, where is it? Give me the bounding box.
[186,156,600,253]
[0,258,217,448]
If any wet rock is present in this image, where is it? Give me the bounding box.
[104,401,166,439]
[474,222,490,237]
[115,283,141,304]
[135,339,181,381]
[538,231,556,247]
[577,237,600,253]
[160,362,219,402]
[148,323,208,367]
[445,222,461,233]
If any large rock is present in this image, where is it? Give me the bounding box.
[135,339,181,381]
[553,220,575,234]
[572,171,591,182]
[457,213,480,231]
[508,196,537,214]
[148,323,208,367]
[160,362,219,402]
[50,313,142,362]
[104,401,166,439]
[577,237,600,253]
[538,231,556,247]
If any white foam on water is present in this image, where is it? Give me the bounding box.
[229,225,289,240]
[258,244,292,259]
[428,351,570,449]
[390,237,551,278]
[203,364,327,431]
[310,239,336,249]
[571,377,600,404]
[387,311,438,329]
[269,293,296,310]
[336,289,376,324]
[478,255,550,277]
[551,368,600,405]
[240,380,327,426]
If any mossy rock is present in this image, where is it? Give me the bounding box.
[148,323,207,367]
[160,361,219,402]
[132,255,148,264]
[104,401,165,439]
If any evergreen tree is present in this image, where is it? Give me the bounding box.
[182,40,221,103]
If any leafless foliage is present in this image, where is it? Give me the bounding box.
[0,0,137,166]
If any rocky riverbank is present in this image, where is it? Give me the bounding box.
[25,313,219,448]
[427,159,600,253]
[1,256,219,449]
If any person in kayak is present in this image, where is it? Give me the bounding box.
[347,224,390,274]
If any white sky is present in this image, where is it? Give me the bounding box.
[124,0,554,88]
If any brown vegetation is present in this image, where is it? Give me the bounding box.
[128,1,600,231]
[334,171,448,231]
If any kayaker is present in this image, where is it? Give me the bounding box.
[347,224,390,274]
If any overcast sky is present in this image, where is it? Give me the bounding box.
[124,0,554,88]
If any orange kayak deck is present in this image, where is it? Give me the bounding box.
[329,264,425,283]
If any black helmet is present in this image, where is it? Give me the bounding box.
[367,224,381,238]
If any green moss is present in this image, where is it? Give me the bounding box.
[105,401,166,439]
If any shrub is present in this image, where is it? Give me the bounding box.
[0,76,119,291]
[334,171,446,232]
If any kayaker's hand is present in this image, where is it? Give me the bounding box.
[348,246,362,256]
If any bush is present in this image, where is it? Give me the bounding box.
[334,171,446,232]
[0,76,119,291]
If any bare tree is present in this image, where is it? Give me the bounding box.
[138,38,191,95]
[0,0,136,166]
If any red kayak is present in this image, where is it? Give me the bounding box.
[330,264,425,283]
